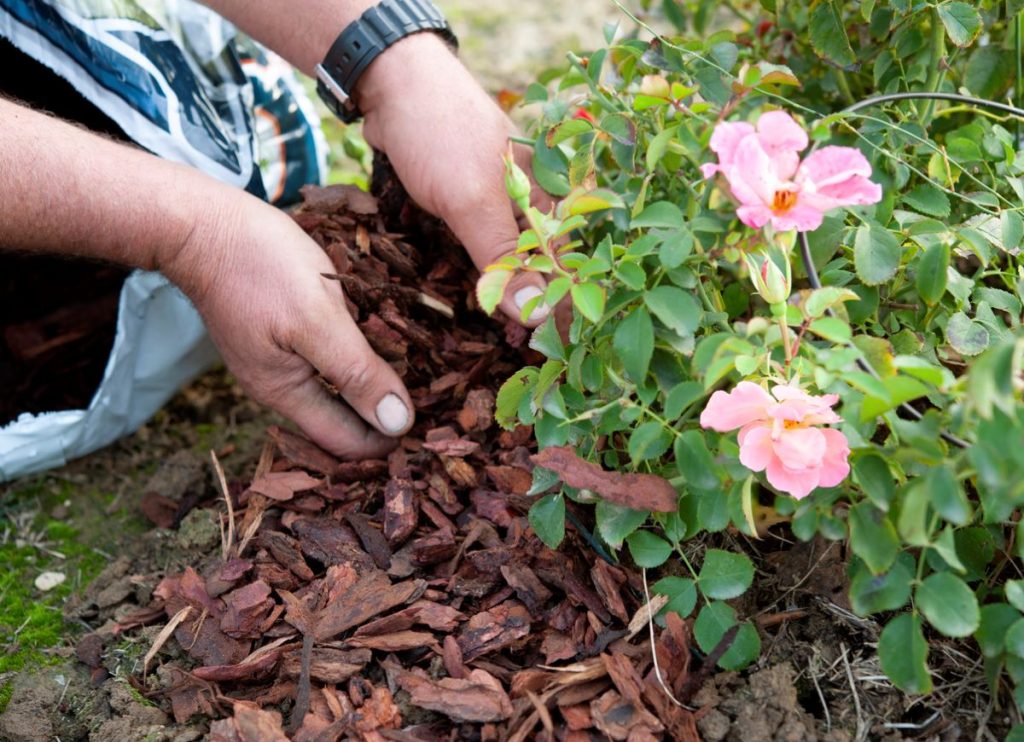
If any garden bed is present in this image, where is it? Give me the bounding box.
[0,180,1001,741]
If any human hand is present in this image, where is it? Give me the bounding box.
[164,192,414,459]
[357,34,552,324]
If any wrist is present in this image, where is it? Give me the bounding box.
[154,170,249,302]
[355,32,456,116]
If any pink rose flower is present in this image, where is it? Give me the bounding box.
[701,110,883,233]
[699,381,851,499]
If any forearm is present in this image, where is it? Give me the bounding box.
[198,0,453,109]
[198,0,376,76]
[0,97,246,280]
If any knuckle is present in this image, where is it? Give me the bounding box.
[333,356,379,396]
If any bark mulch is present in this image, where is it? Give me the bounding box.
[78,176,722,741]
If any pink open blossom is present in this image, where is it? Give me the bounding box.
[699,381,850,499]
[701,110,882,233]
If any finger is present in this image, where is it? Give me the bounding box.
[444,175,552,327]
[273,374,399,460]
[294,303,416,438]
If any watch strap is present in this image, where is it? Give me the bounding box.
[315,0,457,123]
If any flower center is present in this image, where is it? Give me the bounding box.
[772,189,798,214]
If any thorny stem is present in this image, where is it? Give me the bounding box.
[918,7,948,123]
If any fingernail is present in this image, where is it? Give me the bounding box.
[376,394,409,435]
[514,286,549,322]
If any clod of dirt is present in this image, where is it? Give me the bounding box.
[695,663,848,742]
[0,669,59,741]
[175,508,221,552]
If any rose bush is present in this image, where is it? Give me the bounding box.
[478,0,1024,710]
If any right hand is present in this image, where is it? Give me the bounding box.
[358,33,554,324]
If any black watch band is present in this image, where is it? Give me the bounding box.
[315,0,457,123]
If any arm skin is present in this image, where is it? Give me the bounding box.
[0,0,548,459]
[0,99,408,458]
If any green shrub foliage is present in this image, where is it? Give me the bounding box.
[484,0,1024,705]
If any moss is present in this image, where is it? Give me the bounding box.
[0,679,13,714]
[0,496,110,676]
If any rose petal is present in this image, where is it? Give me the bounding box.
[737,424,774,472]
[765,457,820,500]
[699,382,773,432]
[817,428,851,488]
[708,121,755,168]
[770,202,825,233]
[726,136,782,207]
[736,203,774,229]
[798,146,883,211]
[772,426,827,471]
[756,110,808,179]
[799,145,872,188]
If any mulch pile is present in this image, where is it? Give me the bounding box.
[81,178,725,740]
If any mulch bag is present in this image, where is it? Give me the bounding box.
[0,0,326,480]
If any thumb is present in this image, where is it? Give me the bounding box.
[445,181,551,328]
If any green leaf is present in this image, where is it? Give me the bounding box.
[528,494,565,549]
[853,454,896,510]
[664,381,705,421]
[561,187,625,216]
[628,421,673,464]
[879,614,932,694]
[903,184,951,218]
[849,553,913,615]
[805,287,860,319]
[546,119,593,148]
[938,2,982,47]
[809,0,856,68]
[1006,619,1024,658]
[926,465,971,526]
[674,429,721,491]
[854,223,902,286]
[1002,211,1024,252]
[659,228,694,270]
[946,312,990,356]
[860,375,931,419]
[644,286,702,336]
[916,242,950,306]
[652,576,698,618]
[965,45,1013,100]
[476,269,512,315]
[495,368,538,429]
[808,316,852,343]
[570,282,606,323]
[916,572,980,637]
[626,530,673,568]
[698,549,754,600]
[976,603,1020,657]
[528,316,564,361]
[646,126,678,172]
[614,306,655,382]
[849,501,900,574]
[631,201,685,230]
[694,602,761,670]
[595,501,648,549]
[1007,580,1024,613]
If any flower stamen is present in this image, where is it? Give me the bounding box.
[772,189,798,214]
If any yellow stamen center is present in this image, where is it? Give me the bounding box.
[772,189,797,214]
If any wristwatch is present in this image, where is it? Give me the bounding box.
[315,0,458,123]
